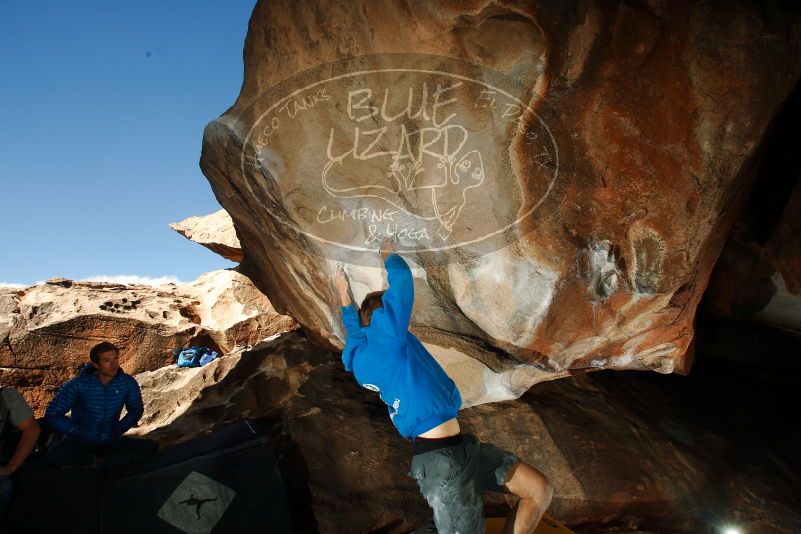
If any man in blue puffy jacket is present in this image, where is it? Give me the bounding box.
[45,341,157,469]
[334,239,552,534]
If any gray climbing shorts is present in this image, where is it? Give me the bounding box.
[408,432,520,534]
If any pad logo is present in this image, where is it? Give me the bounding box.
[157,471,236,534]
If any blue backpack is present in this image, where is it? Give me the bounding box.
[174,346,218,368]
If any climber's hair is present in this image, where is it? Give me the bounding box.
[359,290,385,326]
[90,341,119,363]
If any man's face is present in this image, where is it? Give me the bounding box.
[93,350,120,378]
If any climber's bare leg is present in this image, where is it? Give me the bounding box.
[502,461,553,534]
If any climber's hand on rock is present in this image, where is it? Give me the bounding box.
[333,264,351,305]
[379,237,396,260]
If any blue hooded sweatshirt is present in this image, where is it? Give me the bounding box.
[45,364,144,444]
[340,253,462,439]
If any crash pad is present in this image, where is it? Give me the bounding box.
[0,420,293,534]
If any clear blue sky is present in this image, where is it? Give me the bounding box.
[0,1,257,286]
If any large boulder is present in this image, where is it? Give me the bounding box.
[198,0,801,404]
[0,271,297,415]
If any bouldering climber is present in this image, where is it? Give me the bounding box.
[334,239,553,533]
[44,341,158,469]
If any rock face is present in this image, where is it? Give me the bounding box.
[132,329,801,534]
[170,209,244,263]
[0,271,297,415]
[198,0,801,404]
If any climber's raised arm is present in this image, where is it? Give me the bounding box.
[375,238,413,338]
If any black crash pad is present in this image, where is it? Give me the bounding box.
[2,420,293,534]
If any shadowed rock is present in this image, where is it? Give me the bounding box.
[132,329,801,533]
[705,83,801,333]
